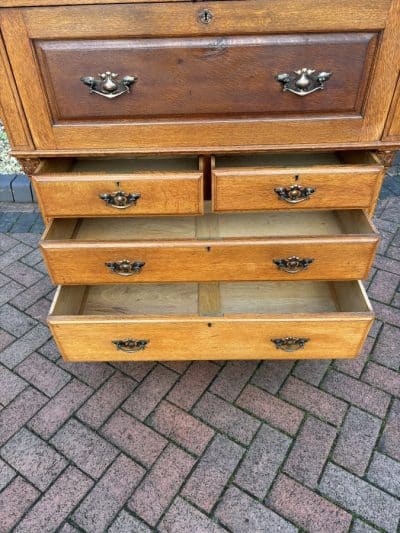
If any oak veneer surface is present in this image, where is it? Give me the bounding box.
[41,210,378,284]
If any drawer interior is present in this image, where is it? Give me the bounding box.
[50,281,372,318]
[36,156,201,175]
[214,151,381,169]
[44,209,375,242]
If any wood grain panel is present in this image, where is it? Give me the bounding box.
[41,211,378,284]
[36,33,377,121]
[48,281,373,362]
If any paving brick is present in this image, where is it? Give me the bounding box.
[332,406,381,476]
[38,338,60,362]
[0,387,47,445]
[373,253,400,275]
[73,454,145,532]
[109,510,153,533]
[159,497,227,533]
[111,361,154,381]
[77,371,136,428]
[280,376,346,427]
[237,384,303,435]
[234,424,291,498]
[379,399,400,460]
[51,418,118,479]
[0,324,51,369]
[381,196,400,222]
[193,392,260,445]
[210,360,258,401]
[148,401,214,455]
[362,361,400,396]
[0,242,31,270]
[322,369,390,418]
[0,174,15,202]
[251,360,294,394]
[12,233,41,247]
[20,248,42,267]
[3,261,43,288]
[215,486,297,533]
[167,360,220,410]
[1,428,67,491]
[351,520,380,533]
[369,269,400,304]
[58,524,80,533]
[162,360,191,373]
[14,466,93,533]
[0,364,26,405]
[0,477,39,532]
[283,416,336,488]
[16,352,70,397]
[367,451,400,497]
[102,409,167,467]
[0,280,24,306]
[10,276,53,311]
[0,329,15,351]
[319,463,400,532]
[25,298,51,324]
[374,324,400,368]
[11,174,33,203]
[0,232,18,252]
[182,434,243,512]
[292,359,331,386]
[0,303,35,336]
[0,457,15,490]
[0,212,19,232]
[370,301,400,329]
[122,364,178,421]
[28,379,92,439]
[267,474,352,533]
[334,336,374,378]
[58,360,113,388]
[130,443,195,525]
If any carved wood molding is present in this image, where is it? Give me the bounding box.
[17,157,41,175]
[376,150,397,168]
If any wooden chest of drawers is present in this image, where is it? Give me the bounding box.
[1,0,399,362]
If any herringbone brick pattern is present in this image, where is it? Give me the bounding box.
[0,172,399,532]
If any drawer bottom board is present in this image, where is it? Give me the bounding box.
[48,280,373,362]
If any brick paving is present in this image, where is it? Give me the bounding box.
[0,170,399,532]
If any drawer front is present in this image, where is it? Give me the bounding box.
[50,318,371,362]
[42,240,378,284]
[213,168,383,212]
[2,1,396,150]
[32,174,203,217]
[37,33,376,121]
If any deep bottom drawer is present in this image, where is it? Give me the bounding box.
[48,281,373,362]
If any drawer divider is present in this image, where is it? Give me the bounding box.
[198,283,222,317]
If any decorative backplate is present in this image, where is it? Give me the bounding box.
[273,256,314,274]
[271,337,309,352]
[81,71,137,99]
[276,68,332,96]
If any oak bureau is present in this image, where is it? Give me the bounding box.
[1,0,399,363]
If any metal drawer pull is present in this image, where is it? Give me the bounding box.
[99,191,141,209]
[273,256,314,274]
[81,71,137,99]
[112,338,149,353]
[276,68,332,96]
[274,184,315,204]
[272,337,309,352]
[106,260,145,276]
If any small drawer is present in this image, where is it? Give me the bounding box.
[32,157,204,218]
[212,151,384,213]
[48,281,374,362]
[41,209,378,284]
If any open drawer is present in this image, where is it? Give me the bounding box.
[211,151,384,214]
[41,209,379,284]
[32,157,204,218]
[48,281,374,362]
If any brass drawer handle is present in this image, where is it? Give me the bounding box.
[81,71,137,99]
[106,260,145,276]
[272,337,309,352]
[99,191,141,209]
[274,184,315,204]
[112,338,149,353]
[273,256,314,274]
[276,68,332,96]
